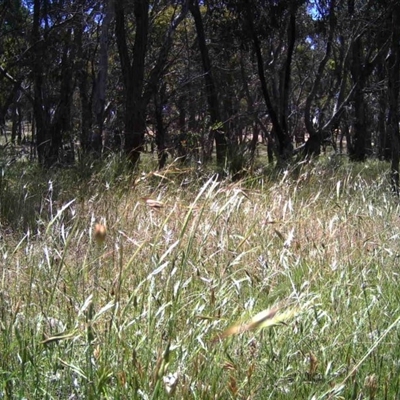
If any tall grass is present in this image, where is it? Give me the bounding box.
[1,156,400,399]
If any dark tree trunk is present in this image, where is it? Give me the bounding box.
[32,0,48,166]
[0,80,20,142]
[17,104,22,145]
[46,29,75,167]
[239,46,272,163]
[350,37,367,161]
[124,98,147,166]
[304,0,336,158]
[388,5,400,194]
[249,122,259,159]
[10,101,18,145]
[115,0,188,166]
[347,2,389,161]
[176,93,191,162]
[279,4,296,136]
[178,94,186,137]
[115,0,149,165]
[243,0,291,162]
[31,0,76,168]
[75,8,93,154]
[376,62,389,160]
[154,84,168,169]
[94,0,114,135]
[189,0,227,166]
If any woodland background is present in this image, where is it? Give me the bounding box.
[1,0,399,182]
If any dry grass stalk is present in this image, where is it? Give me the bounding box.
[214,307,298,341]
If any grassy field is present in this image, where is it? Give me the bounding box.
[1,155,400,399]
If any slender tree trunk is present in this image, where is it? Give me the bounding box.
[46,29,75,167]
[346,4,389,161]
[376,62,388,160]
[350,36,367,161]
[116,0,188,166]
[240,46,272,163]
[11,103,17,145]
[32,0,48,166]
[94,0,114,135]
[0,80,20,142]
[304,0,336,158]
[154,84,168,169]
[115,0,149,165]
[388,5,400,194]
[279,4,296,136]
[189,0,227,166]
[74,10,93,154]
[243,0,291,162]
[31,0,76,167]
[124,95,147,166]
[17,104,22,145]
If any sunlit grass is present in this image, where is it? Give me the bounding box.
[1,156,400,399]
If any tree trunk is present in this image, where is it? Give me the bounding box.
[347,3,389,161]
[10,101,18,145]
[74,9,93,155]
[17,104,22,145]
[350,36,367,162]
[116,0,188,166]
[154,85,168,169]
[376,62,389,160]
[31,0,76,168]
[0,80,20,143]
[94,0,115,134]
[388,5,400,194]
[115,0,149,165]
[189,0,227,166]
[31,0,49,166]
[243,0,291,162]
[279,4,296,136]
[46,29,75,167]
[304,0,336,158]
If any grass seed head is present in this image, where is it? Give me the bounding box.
[94,223,107,244]
[309,352,318,378]
[364,374,378,399]
[214,306,298,341]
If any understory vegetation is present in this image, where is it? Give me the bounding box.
[1,156,400,399]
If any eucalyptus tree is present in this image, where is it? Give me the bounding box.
[344,1,390,161]
[292,1,394,160]
[75,0,124,156]
[189,0,228,165]
[29,0,91,167]
[202,1,264,166]
[94,0,115,139]
[226,0,309,163]
[114,0,189,166]
[303,0,342,157]
[74,1,99,154]
[387,2,400,193]
[165,1,246,167]
[0,0,30,140]
[145,15,201,168]
[281,0,358,158]
[2,0,117,161]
